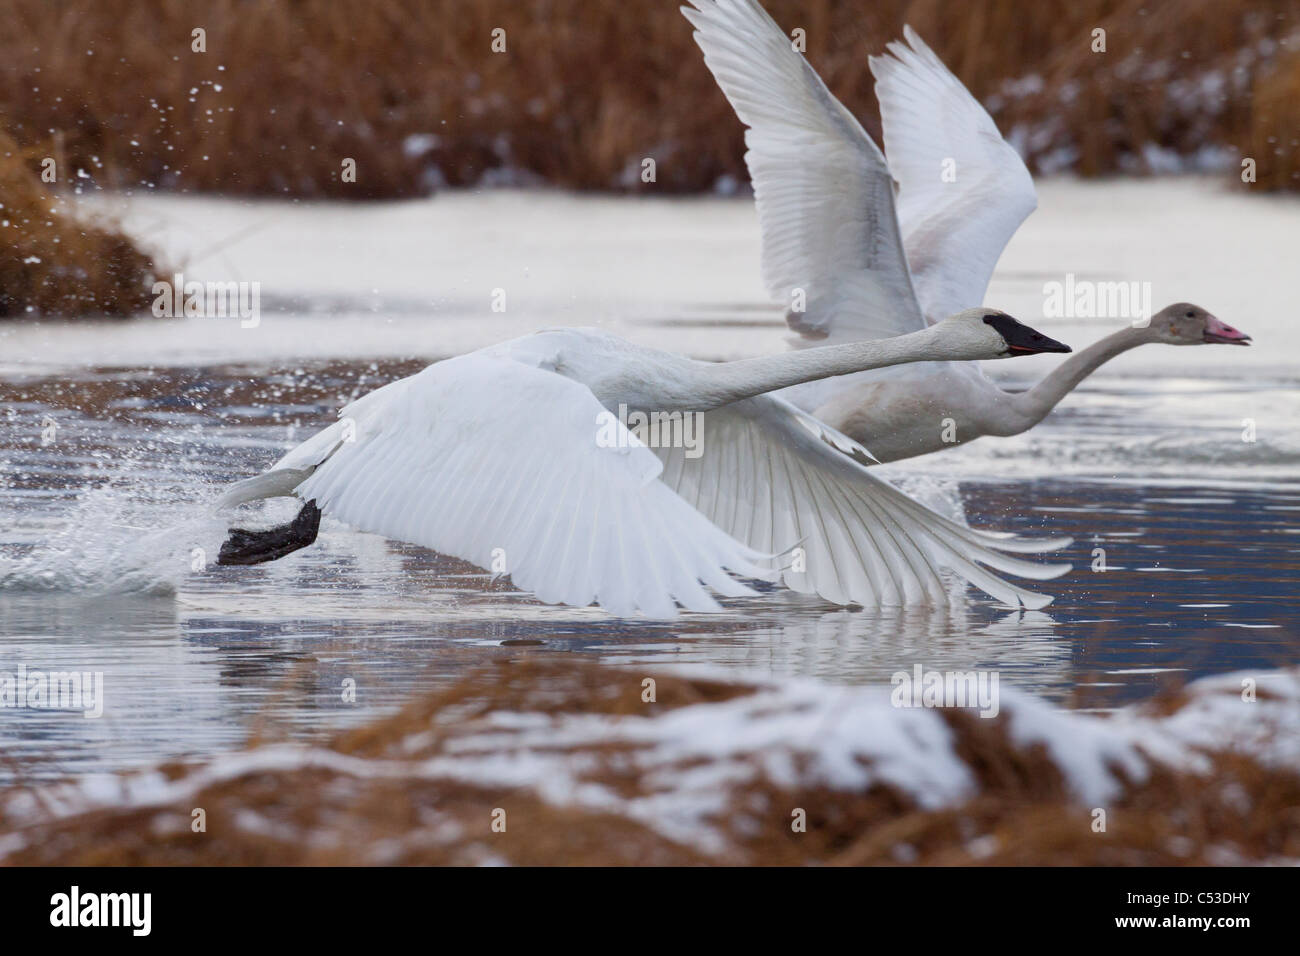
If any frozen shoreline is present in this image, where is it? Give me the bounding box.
[2,176,1296,382]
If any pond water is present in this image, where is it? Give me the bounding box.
[0,179,1296,782]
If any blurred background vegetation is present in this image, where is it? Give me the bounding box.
[2,0,1299,315]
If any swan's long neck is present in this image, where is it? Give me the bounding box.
[1006,326,1148,427]
[697,326,949,408]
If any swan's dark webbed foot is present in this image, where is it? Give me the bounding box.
[217,500,322,566]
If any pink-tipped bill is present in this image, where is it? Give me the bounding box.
[1203,316,1251,345]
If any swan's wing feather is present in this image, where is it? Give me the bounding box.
[654,394,1071,609]
[870,26,1037,321]
[291,354,769,617]
[682,0,926,344]
[271,378,407,473]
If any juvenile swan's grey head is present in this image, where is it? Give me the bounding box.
[1145,303,1251,346]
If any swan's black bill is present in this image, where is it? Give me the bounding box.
[217,499,321,565]
[983,313,1072,356]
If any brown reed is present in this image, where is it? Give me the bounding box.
[1,0,1297,200]
[0,129,157,317]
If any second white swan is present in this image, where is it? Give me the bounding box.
[683,0,1252,464]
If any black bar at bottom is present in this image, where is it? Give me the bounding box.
[0,865,1287,940]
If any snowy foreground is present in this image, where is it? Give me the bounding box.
[2,661,1297,865]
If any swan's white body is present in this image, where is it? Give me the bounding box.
[684,0,1248,464]
[220,320,1071,617]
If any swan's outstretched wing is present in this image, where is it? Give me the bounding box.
[286,354,769,617]
[682,0,926,344]
[653,394,1071,609]
[870,27,1037,322]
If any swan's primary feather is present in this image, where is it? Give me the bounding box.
[685,0,1037,340]
[682,0,927,345]
[654,393,1072,610]
[287,353,772,618]
[870,26,1038,324]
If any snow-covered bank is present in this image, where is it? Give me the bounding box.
[2,178,1297,381]
[3,660,1296,865]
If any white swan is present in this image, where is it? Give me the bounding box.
[216,310,1072,617]
[683,0,1252,464]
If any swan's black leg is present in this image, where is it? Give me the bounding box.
[217,500,322,566]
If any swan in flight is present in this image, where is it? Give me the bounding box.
[216,311,1072,617]
[683,0,1252,464]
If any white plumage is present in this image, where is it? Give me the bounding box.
[682,0,926,345]
[871,25,1038,327]
[219,319,1072,617]
[655,395,1068,611]
[292,353,769,618]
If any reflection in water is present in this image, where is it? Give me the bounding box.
[1,361,1297,781]
[604,604,1070,688]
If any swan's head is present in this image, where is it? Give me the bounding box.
[936,308,1073,360]
[1146,303,1251,346]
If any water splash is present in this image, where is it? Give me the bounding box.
[0,469,230,597]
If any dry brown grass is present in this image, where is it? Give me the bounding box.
[0,129,158,317]
[2,657,1296,866]
[1248,48,1300,189]
[1,0,1298,200]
